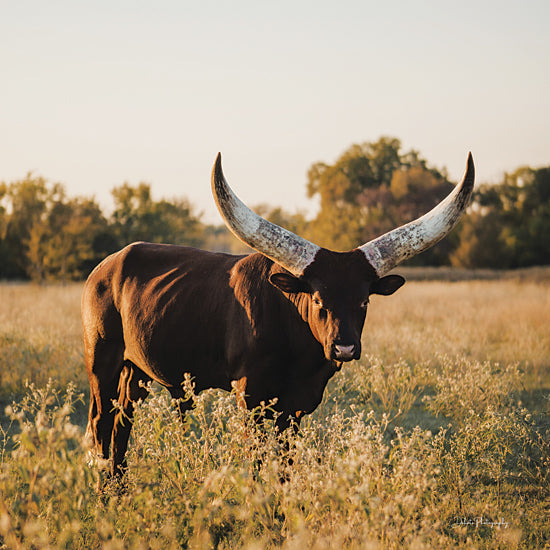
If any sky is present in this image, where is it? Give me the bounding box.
[2,0,549,223]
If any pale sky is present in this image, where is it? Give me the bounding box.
[2,0,549,223]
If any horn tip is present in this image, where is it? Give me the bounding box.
[211,152,226,203]
[466,151,475,180]
[212,152,224,183]
[460,151,475,192]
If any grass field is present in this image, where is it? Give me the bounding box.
[0,272,549,549]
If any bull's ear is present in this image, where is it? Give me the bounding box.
[370,274,405,296]
[269,272,310,294]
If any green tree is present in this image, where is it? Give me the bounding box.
[110,182,204,247]
[306,137,455,264]
[254,204,309,239]
[0,182,10,276]
[450,209,512,268]
[25,194,115,282]
[452,166,550,268]
[1,174,57,279]
[512,167,550,266]
[0,174,115,281]
[41,197,115,281]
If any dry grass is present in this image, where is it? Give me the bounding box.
[0,277,548,549]
[0,283,86,397]
[366,280,550,386]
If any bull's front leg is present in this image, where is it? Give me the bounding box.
[237,375,302,482]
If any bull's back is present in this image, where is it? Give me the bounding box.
[83,242,246,389]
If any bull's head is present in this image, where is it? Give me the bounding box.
[212,152,474,362]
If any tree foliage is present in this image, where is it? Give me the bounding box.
[306,137,550,269]
[0,174,118,282]
[306,137,455,264]
[451,166,550,268]
[0,141,548,281]
[110,182,203,247]
[0,176,204,282]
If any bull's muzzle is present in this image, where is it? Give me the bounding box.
[332,343,360,362]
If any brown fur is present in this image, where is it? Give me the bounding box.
[82,242,403,476]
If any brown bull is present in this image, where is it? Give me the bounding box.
[83,152,474,476]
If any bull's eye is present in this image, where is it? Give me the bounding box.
[361,298,370,309]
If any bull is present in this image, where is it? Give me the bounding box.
[83,152,474,476]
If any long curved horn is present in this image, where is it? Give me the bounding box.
[359,153,475,277]
[211,153,320,277]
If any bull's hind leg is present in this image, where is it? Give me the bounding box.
[84,337,124,466]
[111,362,151,477]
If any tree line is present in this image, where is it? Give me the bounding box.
[1,137,548,282]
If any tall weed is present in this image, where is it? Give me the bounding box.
[0,279,548,548]
[422,356,522,424]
